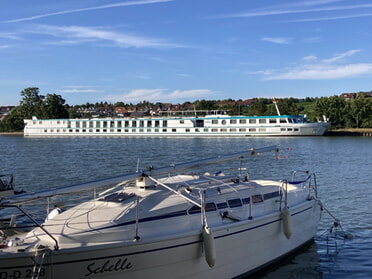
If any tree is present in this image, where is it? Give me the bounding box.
[345,93,372,128]
[40,94,69,119]
[314,96,346,128]
[18,87,44,119]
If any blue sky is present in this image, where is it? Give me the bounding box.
[1,0,372,105]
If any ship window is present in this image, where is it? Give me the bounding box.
[96,129,100,132]
[249,128,256,132]
[147,120,152,127]
[239,128,246,132]
[103,129,107,132]
[162,128,167,132]
[82,122,87,128]
[287,128,293,131]
[230,119,237,124]
[99,192,135,203]
[281,128,286,131]
[259,119,266,124]
[186,128,190,132]
[125,121,129,127]
[180,120,184,124]
[147,129,151,132]
[259,128,266,132]
[163,120,168,127]
[228,198,242,208]
[110,129,114,132]
[103,121,107,128]
[96,122,101,128]
[139,129,144,132]
[249,119,256,124]
[110,121,115,128]
[140,121,144,127]
[172,129,177,132]
[89,122,94,128]
[217,202,228,209]
[221,128,227,132]
[280,119,287,123]
[294,128,299,132]
[204,128,208,132]
[82,129,86,132]
[212,128,218,132]
[117,121,122,127]
[132,121,137,127]
[155,120,160,127]
[230,128,237,132]
[269,119,276,124]
[221,120,226,125]
[76,122,80,128]
[125,129,129,132]
[212,120,218,124]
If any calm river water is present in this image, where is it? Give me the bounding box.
[1,135,371,279]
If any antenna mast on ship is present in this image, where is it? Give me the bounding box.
[273,100,281,116]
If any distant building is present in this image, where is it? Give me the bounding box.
[0,106,15,120]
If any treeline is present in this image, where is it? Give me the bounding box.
[0,87,371,132]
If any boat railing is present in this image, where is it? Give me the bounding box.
[1,204,59,250]
[290,171,318,199]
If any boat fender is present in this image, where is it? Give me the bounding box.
[202,225,216,268]
[281,207,292,239]
[45,207,62,222]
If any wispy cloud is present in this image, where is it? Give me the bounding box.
[261,37,291,44]
[2,0,175,23]
[106,89,213,103]
[59,86,103,93]
[216,1,372,21]
[252,49,372,80]
[30,24,183,48]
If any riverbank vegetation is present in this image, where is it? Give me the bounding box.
[0,87,371,132]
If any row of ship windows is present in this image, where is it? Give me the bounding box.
[33,117,293,128]
[42,127,299,133]
[188,191,281,214]
[42,128,276,133]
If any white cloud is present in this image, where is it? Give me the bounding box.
[59,86,103,93]
[264,64,372,80]
[254,49,372,80]
[105,89,214,103]
[31,24,183,49]
[261,37,291,45]
[2,0,175,23]
[322,49,361,63]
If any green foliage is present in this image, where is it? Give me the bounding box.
[0,87,69,132]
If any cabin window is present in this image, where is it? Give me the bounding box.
[103,121,108,128]
[242,197,250,204]
[125,121,129,127]
[82,129,86,132]
[180,120,185,124]
[132,121,137,127]
[281,128,286,131]
[269,119,277,124]
[117,121,122,127]
[188,203,216,214]
[230,128,237,132]
[280,119,287,123]
[96,129,100,132]
[204,128,209,132]
[147,129,151,132]
[221,128,227,132]
[96,122,101,128]
[89,122,94,128]
[140,121,144,127]
[125,129,129,132]
[186,128,190,132]
[221,120,226,125]
[228,199,242,208]
[230,119,237,124]
[162,128,167,132]
[76,122,80,128]
[259,119,266,124]
[172,129,177,132]
[259,128,266,132]
[252,195,263,203]
[217,202,228,209]
[155,120,160,127]
[163,120,168,127]
[287,128,293,131]
[147,120,152,127]
[249,119,256,124]
[249,128,256,132]
[294,128,299,132]
[212,120,218,124]
[239,128,246,132]
[212,128,218,132]
[103,129,107,132]
[239,119,246,124]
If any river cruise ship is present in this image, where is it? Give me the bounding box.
[23,111,330,137]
